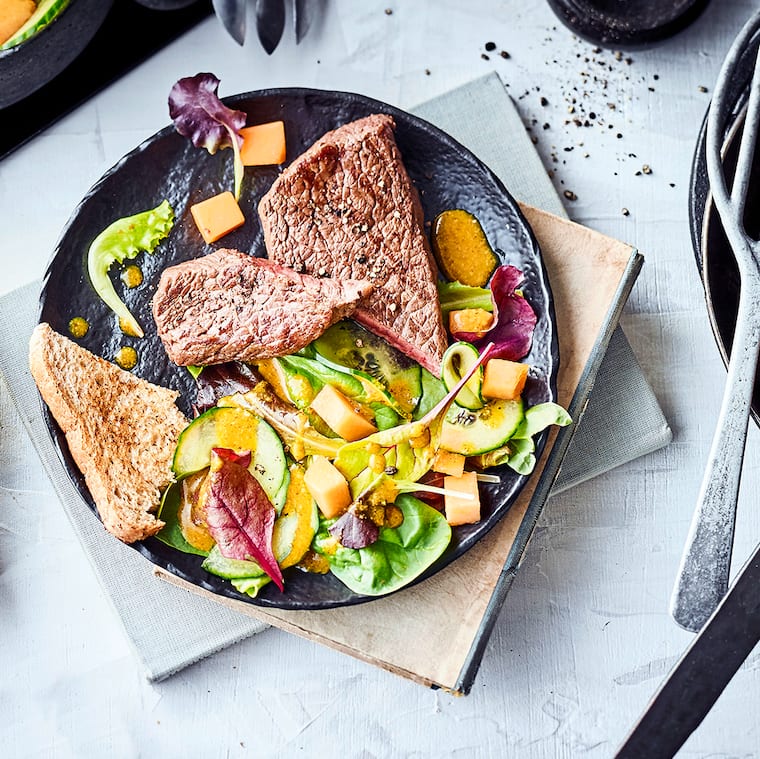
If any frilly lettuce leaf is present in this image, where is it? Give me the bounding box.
[168,73,246,198]
[86,199,174,338]
[450,265,538,361]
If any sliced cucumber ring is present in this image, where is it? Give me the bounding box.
[440,397,524,456]
[441,342,485,411]
[172,406,287,506]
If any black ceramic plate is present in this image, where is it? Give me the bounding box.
[689,19,760,423]
[38,88,559,609]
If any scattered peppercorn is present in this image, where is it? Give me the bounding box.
[698,85,708,93]
[485,41,496,51]
[642,164,652,174]
[564,190,577,201]
[500,50,510,59]
[622,207,630,216]
[481,53,490,60]
[384,8,392,14]
[540,96,549,106]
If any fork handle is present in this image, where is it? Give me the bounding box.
[670,280,760,632]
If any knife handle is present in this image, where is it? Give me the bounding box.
[670,279,760,632]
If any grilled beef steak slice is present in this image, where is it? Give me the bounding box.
[258,113,447,376]
[152,248,373,366]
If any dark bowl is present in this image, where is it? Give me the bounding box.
[0,0,113,109]
[546,0,710,49]
[689,15,760,422]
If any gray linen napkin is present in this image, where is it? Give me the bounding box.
[0,73,670,681]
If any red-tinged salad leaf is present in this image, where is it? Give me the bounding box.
[329,510,380,549]
[204,448,284,590]
[450,265,537,361]
[194,361,261,416]
[168,73,246,199]
[212,447,251,468]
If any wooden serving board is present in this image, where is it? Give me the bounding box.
[156,204,642,693]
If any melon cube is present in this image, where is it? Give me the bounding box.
[240,121,287,166]
[444,471,481,526]
[481,359,529,401]
[304,456,351,519]
[448,308,494,337]
[190,191,245,244]
[432,449,466,477]
[310,384,377,442]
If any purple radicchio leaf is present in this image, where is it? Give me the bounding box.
[194,361,261,416]
[451,264,537,361]
[204,448,284,590]
[168,73,246,154]
[168,73,246,198]
[329,510,380,549]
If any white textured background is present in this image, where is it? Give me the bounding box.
[2,0,760,755]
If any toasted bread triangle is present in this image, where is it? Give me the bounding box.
[29,323,188,543]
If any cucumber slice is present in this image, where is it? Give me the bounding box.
[203,544,266,580]
[441,342,485,411]
[0,0,70,50]
[440,398,524,456]
[172,406,286,505]
[313,321,422,414]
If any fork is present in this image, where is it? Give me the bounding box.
[670,11,760,633]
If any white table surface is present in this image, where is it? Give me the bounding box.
[2,0,760,756]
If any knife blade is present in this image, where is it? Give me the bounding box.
[616,541,760,757]
[294,0,322,44]
[212,0,247,46]
[256,0,285,54]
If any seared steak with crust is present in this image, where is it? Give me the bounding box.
[258,114,447,375]
[152,248,373,366]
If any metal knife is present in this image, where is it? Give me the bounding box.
[616,539,760,757]
[256,0,285,54]
[294,0,322,44]
[212,0,247,46]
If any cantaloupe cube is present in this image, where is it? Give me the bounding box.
[444,471,481,526]
[481,359,529,401]
[190,191,245,244]
[304,456,352,519]
[448,308,494,337]
[240,121,287,166]
[432,449,466,477]
[310,384,377,442]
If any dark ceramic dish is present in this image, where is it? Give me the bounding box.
[547,0,710,49]
[38,88,559,610]
[689,17,760,424]
[0,0,114,109]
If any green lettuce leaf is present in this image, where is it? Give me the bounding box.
[86,199,174,338]
[155,481,209,557]
[313,495,451,596]
[437,280,494,317]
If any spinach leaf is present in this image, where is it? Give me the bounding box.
[313,495,451,596]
